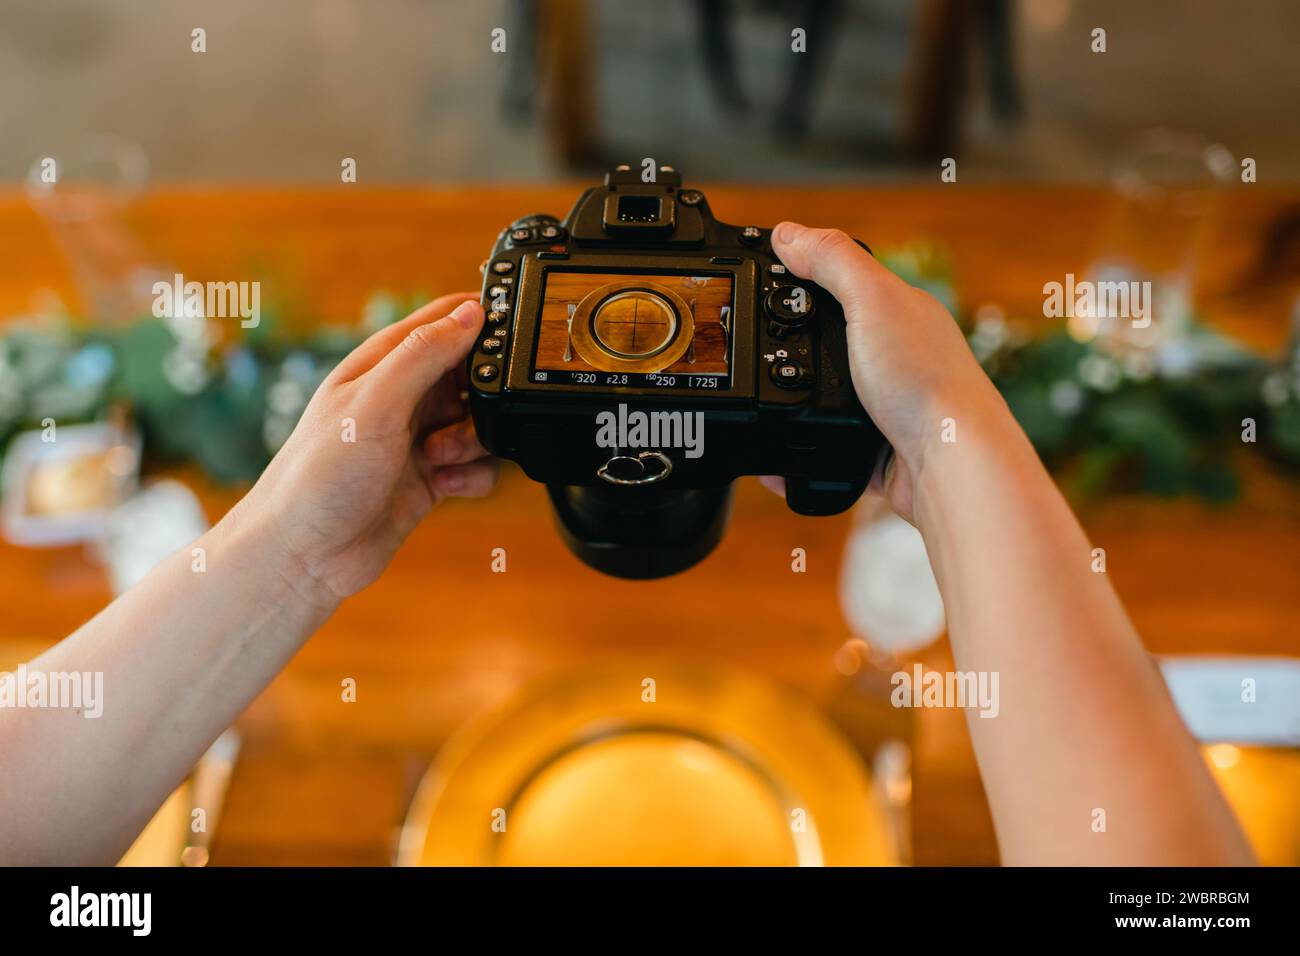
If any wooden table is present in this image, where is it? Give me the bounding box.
[2,186,1298,865]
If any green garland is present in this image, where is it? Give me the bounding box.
[2,256,1298,500]
[883,244,1300,501]
[0,292,424,483]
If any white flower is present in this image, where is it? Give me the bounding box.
[969,305,1008,363]
[162,346,210,395]
[1077,354,1121,392]
[1049,380,1084,415]
[1261,373,1292,408]
[1154,338,1199,379]
[1123,351,1155,381]
[262,414,295,452]
[267,379,305,416]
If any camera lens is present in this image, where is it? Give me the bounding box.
[546,482,733,579]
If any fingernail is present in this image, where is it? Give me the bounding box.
[450,300,481,329]
[774,222,800,244]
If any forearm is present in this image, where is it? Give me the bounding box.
[0,508,337,865]
[913,393,1253,865]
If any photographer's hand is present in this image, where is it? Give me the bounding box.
[229,292,496,605]
[771,221,1253,866]
[768,223,1005,521]
[0,293,495,864]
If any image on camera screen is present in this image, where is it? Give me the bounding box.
[530,270,733,389]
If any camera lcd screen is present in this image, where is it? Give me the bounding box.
[530,270,733,390]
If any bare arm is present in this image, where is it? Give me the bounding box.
[772,222,1253,865]
[0,293,494,864]
[4,514,335,864]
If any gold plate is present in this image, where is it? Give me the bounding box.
[569,280,695,373]
[398,662,899,866]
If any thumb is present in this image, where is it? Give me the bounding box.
[365,299,483,412]
[770,221,901,313]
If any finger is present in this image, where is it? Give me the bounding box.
[423,417,489,467]
[769,222,905,314]
[363,300,484,416]
[757,475,786,497]
[329,291,480,383]
[413,371,468,434]
[431,457,500,499]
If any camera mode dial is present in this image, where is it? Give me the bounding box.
[765,284,815,339]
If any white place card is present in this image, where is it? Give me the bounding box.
[1160,656,1300,746]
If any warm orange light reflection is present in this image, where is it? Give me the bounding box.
[499,733,797,866]
[400,663,900,867]
[1206,743,1241,770]
[1203,745,1300,866]
[833,638,869,676]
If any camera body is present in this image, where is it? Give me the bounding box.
[468,166,886,577]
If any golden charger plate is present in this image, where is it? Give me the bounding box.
[569,280,695,373]
[118,784,193,866]
[398,663,899,866]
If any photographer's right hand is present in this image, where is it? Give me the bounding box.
[770,221,1017,522]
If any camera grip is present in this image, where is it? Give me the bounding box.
[784,474,869,516]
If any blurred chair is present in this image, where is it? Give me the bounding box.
[501,0,1021,167]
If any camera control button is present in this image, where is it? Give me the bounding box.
[765,285,816,325]
[511,214,557,230]
[768,263,788,276]
[679,189,705,206]
[771,360,809,389]
[538,224,565,241]
[481,338,504,354]
[739,225,765,246]
[487,309,509,324]
[509,227,531,243]
[474,363,500,382]
[490,260,515,275]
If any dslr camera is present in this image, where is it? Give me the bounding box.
[468,165,886,578]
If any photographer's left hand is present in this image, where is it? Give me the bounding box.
[0,292,499,865]
[226,292,498,607]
